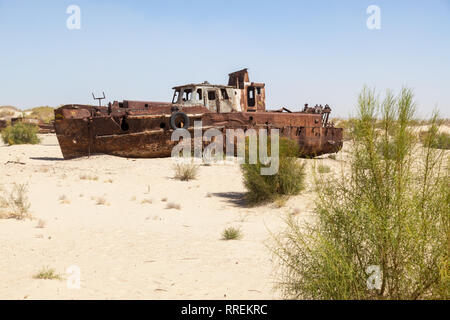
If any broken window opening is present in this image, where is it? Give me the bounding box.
[183,89,192,101]
[247,87,255,107]
[172,90,180,103]
[221,89,229,100]
[208,91,216,100]
[196,89,203,101]
[256,87,261,95]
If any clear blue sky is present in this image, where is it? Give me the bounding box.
[0,0,449,118]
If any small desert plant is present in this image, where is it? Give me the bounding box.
[58,195,70,204]
[95,197,108,206]
[273,87,449,300]
[161,197,167,202]
[141,199,152,205]
[33,267,61,280]
[241,137,306,205]
[36,219,46,228]
[1,123,40,145]
[0,183,31,219]
[165,202,181,210]
[173,162,199,181]
[79,174,98,181]
[222,227,242,240]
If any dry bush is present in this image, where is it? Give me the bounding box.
[141,199,153,205]
[58,195,70,204]
[79,174,98,181]
[95,197,108,206]
[165,202,181,210]
[0,184,31,220]
[173,162,199,181]
[273,87,449,300]
[36,219,46,228]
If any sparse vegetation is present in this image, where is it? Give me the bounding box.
[1,123,40,145]
[36,219,46,228]
[165,202,181,210]
[79,174,99,181]
[58,195,70,204]
[420,129,450,150]
[241,137,306,205]
[0,183,31,220]
[273,87,449,300]
[95,197,108,206]
[26,106,54,123]
[173,162,199,181]
[222,227,242,240]
[33,267,61,280]
[141,199,152,205]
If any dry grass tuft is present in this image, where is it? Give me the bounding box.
[79,174,99,181]
[173,162,199,181]
[0,183,31,220]
[33,267,61,280]
[222,227,242,240]
[58,195,70,205]
[165,202,181,210]
[36,219,46,229]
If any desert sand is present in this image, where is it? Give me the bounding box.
[1,124,448,300]
[0,134,344,300]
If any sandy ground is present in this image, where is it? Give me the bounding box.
[0,134,349,300]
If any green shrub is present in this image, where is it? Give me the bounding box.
[241,137,306,205]
[1,123,40,145]
[273,87,449,300]
[420,130,450,150]
[33,267,62,280]
[222,227,242,240]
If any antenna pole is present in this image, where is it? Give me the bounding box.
[92,92,106,107]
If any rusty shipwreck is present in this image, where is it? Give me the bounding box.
[54,69,343,159]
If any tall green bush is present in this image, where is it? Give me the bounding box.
[1,123,40,145]
[273,87,449,299]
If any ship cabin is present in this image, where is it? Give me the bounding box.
[172,68,266,114]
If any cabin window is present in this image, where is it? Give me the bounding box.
[196,89,203,100]
[221,89,229,100]
[183,89,192,101]
[247,86,255,107]
[172,90,180,103]
[256,87,261,95]
[208,91,216,100]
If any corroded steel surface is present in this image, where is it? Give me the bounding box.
[54,69,343,159]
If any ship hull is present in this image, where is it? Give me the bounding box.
[54,106,343,160]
